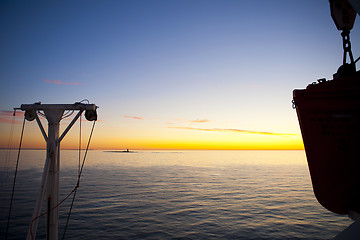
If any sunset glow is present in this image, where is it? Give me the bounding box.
[0,1,359,150]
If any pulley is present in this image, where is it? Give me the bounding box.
[330,0,356,31]
[24,109,36,121]
[85,109,97,121]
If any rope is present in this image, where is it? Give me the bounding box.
[355,56,360,64]
[62,120,96,240]
[1,112,16,208]
[5,116,26,240]
[29,184,79,240]
[5,111,16,163]
[78,113,82,176]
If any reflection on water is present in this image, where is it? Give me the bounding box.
[0,150,352,239]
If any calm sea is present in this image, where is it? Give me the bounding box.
[0,150,352,239]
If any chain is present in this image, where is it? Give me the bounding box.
[341,29,354,65]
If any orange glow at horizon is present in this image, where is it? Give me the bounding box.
[0,117,304,150]
[61,131,305,150]
[0,129,304,150]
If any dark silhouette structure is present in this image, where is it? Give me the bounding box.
[293,0,360,217]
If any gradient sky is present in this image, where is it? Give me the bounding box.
[1,0,359,150]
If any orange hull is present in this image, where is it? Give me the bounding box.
[293,71,360,214]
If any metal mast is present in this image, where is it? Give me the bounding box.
[15,102,97,240]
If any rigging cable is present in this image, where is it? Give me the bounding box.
[5,116,26,240]
[78,113,82,176]
[29,179,79,240]
[62,119,96,240]
[37,110,46,118]
[4,111,16,168]
[62,110,74,119]
[355,56,360,64]
[1,111,16,206]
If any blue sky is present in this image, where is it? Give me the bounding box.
[1,0,359,149]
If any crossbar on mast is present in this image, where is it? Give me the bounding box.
[19,103,97,111]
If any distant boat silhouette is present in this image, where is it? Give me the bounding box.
[105,149,135,153]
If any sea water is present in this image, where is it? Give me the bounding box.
[0,150,352,239]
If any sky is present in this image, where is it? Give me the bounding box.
[0,0,359,150]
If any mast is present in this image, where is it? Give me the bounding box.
[15,102,97,240]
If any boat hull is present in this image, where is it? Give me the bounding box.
[293,71,360,214]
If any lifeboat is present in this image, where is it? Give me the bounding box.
[293,70,360,214]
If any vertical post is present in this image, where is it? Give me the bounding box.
[44,109,63,240]
[26,157,51,240]
[18,103,97,240]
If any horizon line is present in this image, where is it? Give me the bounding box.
[0,147,305,151]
